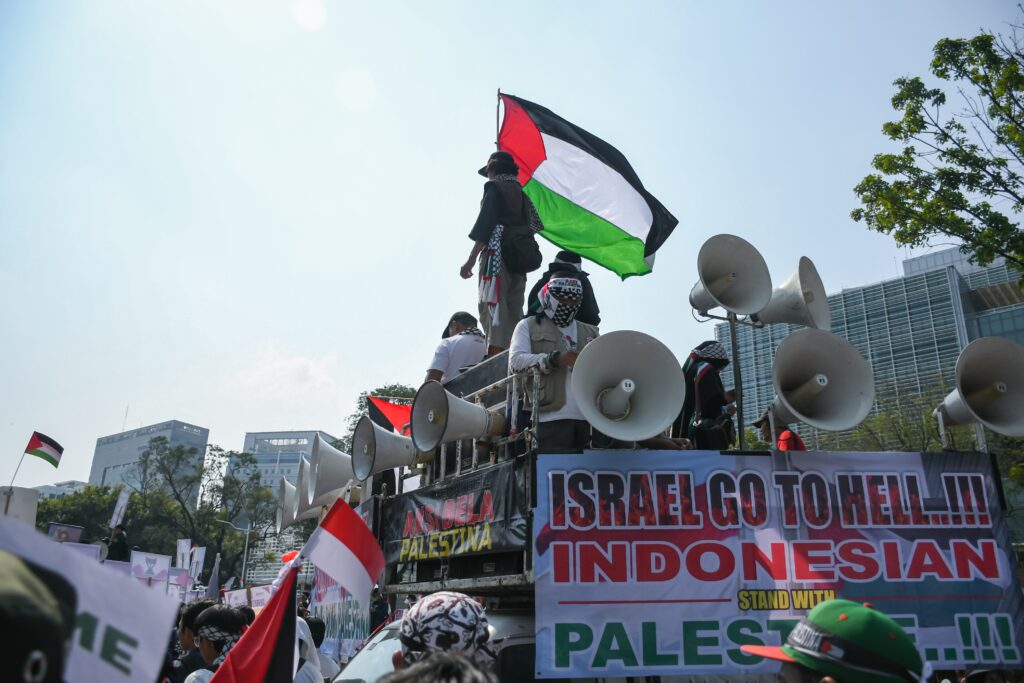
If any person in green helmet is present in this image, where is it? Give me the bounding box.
[740,599,926,682]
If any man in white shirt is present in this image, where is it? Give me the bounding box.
[425,311,487,384]
[509,276,599,452]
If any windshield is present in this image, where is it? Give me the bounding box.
[333,625,400,683]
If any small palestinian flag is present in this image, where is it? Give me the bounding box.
[497,93,678,279]
[25,432,63,468]
[367,396,412,435]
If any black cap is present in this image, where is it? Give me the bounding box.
[478,151,518,177]
[442,311,477,339]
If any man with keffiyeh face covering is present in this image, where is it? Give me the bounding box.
[461,151,544,357]
[509,274,601,452]
[183,605,245,683]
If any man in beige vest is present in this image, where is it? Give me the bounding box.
[509,276,599,452]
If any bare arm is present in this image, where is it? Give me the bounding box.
[460,241,487,279]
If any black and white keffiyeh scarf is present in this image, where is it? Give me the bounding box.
[538,276,584,327]
[459,326,486,338]
[197,624,243,669]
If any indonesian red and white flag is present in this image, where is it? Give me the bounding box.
[301,498,384,601]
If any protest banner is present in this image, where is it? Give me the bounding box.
[533,450,1024,678]
[0,515,179,683]
[310,567,370,664]
[378,457,528,564]
[109,487,129,528]
[224,587,249,607]
[130,550,171,589]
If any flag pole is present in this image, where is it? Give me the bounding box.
[4,452,26,515]
[495,88,501,149]
[9,451,27,489]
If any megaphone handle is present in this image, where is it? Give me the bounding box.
[728,314,745,450]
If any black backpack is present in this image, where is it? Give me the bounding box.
[491,181,543,274]
[502,224,543,274]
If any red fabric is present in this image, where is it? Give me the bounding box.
[318,498,386,581]
[367,397,412,436]
[498,94,546,185]
[210,566,298,683]
[777,429,806,452]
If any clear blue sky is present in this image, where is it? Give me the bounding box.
[0,0,1014,487]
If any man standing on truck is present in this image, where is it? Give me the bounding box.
[460,151,543,357]
[509,275,599,452]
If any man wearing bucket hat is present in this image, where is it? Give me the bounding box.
[425,311,487,384]
[752,408,806,451]
[740,599,925,682]
[460,151,544,356]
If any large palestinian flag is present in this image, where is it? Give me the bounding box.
[497,94,678,278]
[25,431,63,468]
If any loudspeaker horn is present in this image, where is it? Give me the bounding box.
[571,330,685,441]
[306,434,355,510]
[752,256,831,330]
[934,336,1024,437]
[411,380,506,452]
[352,415,432,482]
[276,477,298,532]
[689,234,772,316]
[770,328,874,431]
[293,456,323,522]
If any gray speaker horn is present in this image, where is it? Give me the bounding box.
[934,336,1024,437]
[752,256,831,330]
[689,234,772,316]
[305,434,355,510]
[571,330,685,441]
[771,328,874,431]
[293,456,323,523]
[276,477,298,532]
[352,415,432,482]
[411,380,506,452]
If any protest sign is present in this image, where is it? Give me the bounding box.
[0,515,179,683]
[176,538,191,568]
[310,567,370,663]
[533,450,1024,678]
[189,546,206,578]
[224,587,248,607]
[48,522,84,542]
[130,550,171,589]
[109,487,129,528]
[168,567,192,600]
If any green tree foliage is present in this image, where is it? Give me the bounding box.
[37,437,275,586]
[336,382,417,453]
[852,14,1024,272]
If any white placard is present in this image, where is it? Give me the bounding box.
[0,515,179,683]
[188,546,206,579]
[130,550,171,589]
[175,538,191,568]
[108,488,130,528]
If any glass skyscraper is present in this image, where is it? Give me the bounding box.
[713,247,1023,447]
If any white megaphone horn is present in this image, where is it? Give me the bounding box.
[293,456,324,523]
[571,331,685,442]
[304,434,357,510]
[689,234,773,316]
[352,415,432,482]
[770,328,874,431]
[934,336,1024,439]
[276,477,298,532]
[751,256,831,330]
[411,381,505,452]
